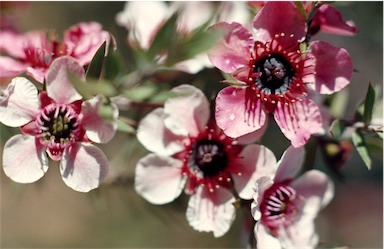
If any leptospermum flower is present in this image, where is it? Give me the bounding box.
[208,1,353,147]
[0,56,118,192]
[115,1,251,74]
[135,84,276,237]
[251,146,334,249]
[0,22,110,83]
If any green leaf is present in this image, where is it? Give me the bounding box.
[352,130,372,170]
[86,41,106,80]
[69,74,116,99]
[295,1,307,20]
[147,12,179,60]
[328,119,347,138]
[363,82,376,125]
[123,83,157,101]
[329,89,348,118]
[116,118,136,134]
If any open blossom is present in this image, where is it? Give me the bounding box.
[251,146,334,249]
[208,1,354,147]
[0,21,110,83]
[115,1,251,74]
[0,56,118,192]
[134,84,275,237]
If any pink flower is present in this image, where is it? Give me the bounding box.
[251,146,334,249]
[208,1,354,147]
[0,22,110,83]
[115,1,251,74]
[0,56,118,192]
[135,84,275,237]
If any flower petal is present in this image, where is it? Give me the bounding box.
[274,99,322,147]
[134,153,186,205]
[312,4,358,36]
[291,169,334,218]
[46,56,85,104]
[2,134,48,183]
[137,108,185,156]
[307,41,353,94]
[253,2,306,42]
[186,186,236,237]
[274,145,305,182]
[81,95,118,143]
[0,56,27,78]
[254,222,282,249]
[232,144,277,199]
[0,77,39,127]
[60,143,109,192]
[164,84,210,137]
[215,86,266,138]
[251,176,274,221]
[207,21,253,73]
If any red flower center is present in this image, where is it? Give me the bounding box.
[36,103,82,160]
[245,33,313,113]
[260,183,299,235]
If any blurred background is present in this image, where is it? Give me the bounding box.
[0,1,383,248]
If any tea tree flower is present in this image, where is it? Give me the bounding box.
[0,56,118,192]
[0,22,110,83]
[135,84,275,237]
[208,1,353,147]
[251,146,334,249]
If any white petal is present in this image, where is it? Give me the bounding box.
[2,134,48,183]
[164,84,210,137]
[60,143,109,192]
[137,108,184,156]
[255,222,282,249]
[232,144,277,199]
[81,95,119,143]
[134,154,186,204]
[186,186,236,237]
[46,56,85,104]
[0,77,39,127]
[274,145,305,182]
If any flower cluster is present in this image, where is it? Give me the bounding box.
[0,1,382,249]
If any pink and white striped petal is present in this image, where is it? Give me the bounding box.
[2,134,48,183]
[186,186,236,238]
[215,86,266,138]
[0,77,40,127]
[134,154,186,205]
[60,143,109,192]
[274,99,322,148]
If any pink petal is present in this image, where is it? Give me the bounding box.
[81,95,118,143]
[136,108,185,156]
[236,118,268,144]
[232,144,277,199]
[291,170,334,217]
[0,56,27,77]
[0,31,28,58]
[277,216,318,249]
[253,1,306,42]
[0,77,40,127]
[274,145,305,182]
[307,41,353,94]
[134,153,186,204]
[60,143,109,192]
[46,56,85,104]
[274,99,322,148]
[2,134,48,183]
[215,86,266,138]
[207,21,253,73]
[312,4,358,36]
[25,66,46,84]
[164,84,210,137]
[186,186,236,237]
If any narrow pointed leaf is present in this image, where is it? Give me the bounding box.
[352,130,372,170]
[363,83,376,125]
[86,41,106,80]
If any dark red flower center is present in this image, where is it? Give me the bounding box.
[260,183,299,234]
[36,103,81,160]
[190,139,228,177]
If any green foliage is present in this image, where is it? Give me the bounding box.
[86,41,106,80]
[352,129,372,170]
